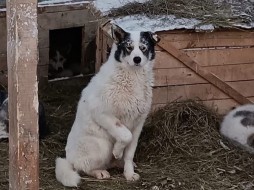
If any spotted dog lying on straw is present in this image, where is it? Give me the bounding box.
[55,23,160,187]
[220,104,254,153]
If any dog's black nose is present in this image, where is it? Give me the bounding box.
[133,56,141,65]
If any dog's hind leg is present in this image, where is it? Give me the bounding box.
[66,136,113,180]
[72,156,111,180]
[91,112,132,160]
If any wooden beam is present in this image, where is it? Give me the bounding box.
[7,0,39,189]
[153,63,254,86]
[154,48,254,69]
[157,31,254,49]
[95,26,103,72]
[157,38,253,105]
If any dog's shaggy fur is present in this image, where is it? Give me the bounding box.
[55,24,160,187]
[220,104,254,153]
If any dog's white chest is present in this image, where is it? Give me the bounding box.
[103,70,152,119]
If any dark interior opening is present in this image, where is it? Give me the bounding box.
[49,27,82,80]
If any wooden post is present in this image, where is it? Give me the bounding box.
[95,26,103,72]
[7,0,39,189]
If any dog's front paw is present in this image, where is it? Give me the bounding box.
[124,172,140,181]
[113,142,125,160]
[112,147,123,160]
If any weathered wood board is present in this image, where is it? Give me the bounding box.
[7,0,39,189]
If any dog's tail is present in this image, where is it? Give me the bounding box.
[55,157,81,187]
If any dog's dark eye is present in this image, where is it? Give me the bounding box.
[140,45,147,52]
[126,45,133,52]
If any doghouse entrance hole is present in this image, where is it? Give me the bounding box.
[49,27,82,81]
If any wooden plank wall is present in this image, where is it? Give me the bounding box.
[153,30,254,113]
[0,16,7,86]
[96,28,254,114]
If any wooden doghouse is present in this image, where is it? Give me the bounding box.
[96,22,254,114]
[0,0,99,87]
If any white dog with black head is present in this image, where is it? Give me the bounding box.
[55,24,160,187]
[220,104,254,153]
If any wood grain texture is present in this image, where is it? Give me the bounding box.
[38,1,90,14]
[95,27,103,73]
[102,33,109,63]
[157,39,253,104]
[38,27,49,49]
[154,63,254,86]
[0,52,7,71]
[152,80,254,104]
[155,48,254,69]
[39,47,49,66]
[7,0,39,189]
[158,30,254,49]
[0,17,6,53]
[38,9,89,30]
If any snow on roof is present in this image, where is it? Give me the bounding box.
[94,0,254,32]
[112,15,210,33]
[112,14,254,32]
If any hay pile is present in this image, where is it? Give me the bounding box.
[137,100,222,161]
[136,100,254,189]
[1,79,254,189]
[108,0,253,28]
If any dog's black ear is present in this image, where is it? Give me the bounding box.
[247,134,254,148]
[148,32,160,44]
[111,24,127,44]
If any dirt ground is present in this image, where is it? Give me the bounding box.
[1,77,254,190]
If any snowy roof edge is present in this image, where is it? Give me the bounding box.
[93,0,254,32]
[109,15,254,33]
